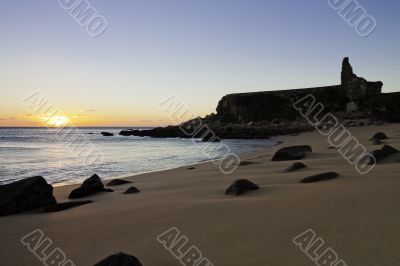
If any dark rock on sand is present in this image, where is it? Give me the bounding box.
[68,174,112,199]
[44,200,93,213]
[187,167,196,170]
[372,138,383,145]
[370,132,388,141]
[284,162,307,173]
[239,161,260,167]
[106,179,132,186]
[101,132,114,136]
[300,172,339,183]
[0,176,56,216]
[94,252,143,266]
[271,145,312,161]
[369,145,400,164]
[327,146,337,150]
[225,179,259,196]
[124,186,140,194]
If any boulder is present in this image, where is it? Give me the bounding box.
[101,132,114,136]
[271,145,312,161]
[106,179,132,186]
[300,172,339,183]
[94,252,143,266]
[283,162,307,173]
[371,138,383,145]
[369,145,400,164]
[44,200,93,213]
[124,186,140,194]
[0,176,56,216]
[370,132,388,141]
[225,179,259,196]
[68,175,112,199]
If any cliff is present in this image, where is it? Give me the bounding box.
[213,57,383,123]
[124,58,399,139]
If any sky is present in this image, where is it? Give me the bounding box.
[0,0,399,127]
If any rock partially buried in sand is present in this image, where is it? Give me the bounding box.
[94,252,143,266]
[271,145,312,161]
[44,200,93,213]
[284,162,307,173]
[370,132,388,142]
[225,179,259,196]
[372,138,383,145]
[369,145,400,164]
[187,167,196,170]
[124,186,140,194]
[0,176,56,216]
[106,179,132,186]
[68,175,113,199]
[300,172,339,183]
[239,161,260,167]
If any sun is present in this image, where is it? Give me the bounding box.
[47,115,70,127]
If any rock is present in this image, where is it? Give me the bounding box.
[106,179,132,186]
[341,57,358,85]
[239,161,260,166]
[300,172,339,183]
[187,167,196,170]
[101,132,114,136]
[225,179,259,196]
[124,186,140,194]
[369,145,400,164]
[271,145,312,161]
[327,146,337,150]
[0,176,56,216]
[201,134,221,142]
[119,130,135,136]
[284,162,307,173]
[68,174,112,199]
[44,200,93,213]
[371,138,383,145]
[94,252,143,266]
[370,132,388,141]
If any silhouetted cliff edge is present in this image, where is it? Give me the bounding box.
[124,58,400,139]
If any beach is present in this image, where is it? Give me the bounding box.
[1,123,400,265]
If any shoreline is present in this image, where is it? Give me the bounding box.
[1,123,400,265]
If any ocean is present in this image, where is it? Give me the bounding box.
[0,127,277,186]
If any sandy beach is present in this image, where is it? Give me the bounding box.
[1,124,399,265]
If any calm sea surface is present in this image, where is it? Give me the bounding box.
[0,127,277,186]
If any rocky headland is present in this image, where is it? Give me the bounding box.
[121,58,400,139]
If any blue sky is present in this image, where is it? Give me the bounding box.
[0,0,399,126]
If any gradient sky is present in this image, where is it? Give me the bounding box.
[1,0,399,126]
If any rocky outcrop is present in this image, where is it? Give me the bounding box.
[225,179,260,196]
[369,145,400,164]
[271,145,312,161]
[283,162,307,173]
[94,252,143,266]
[68,174,113,199]
[101,132,114,136]
[106,179,132,186]
[44,200,93,213]
[119,58,397,139]
[0,176,56,216]
[300,172,339,183]
[124,186,140,194]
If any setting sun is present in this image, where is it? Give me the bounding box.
[46,115,70,127]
